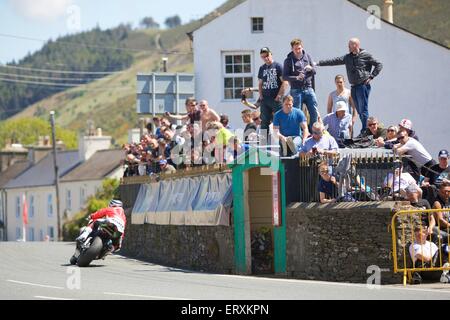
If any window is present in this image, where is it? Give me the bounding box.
[15,196,21,218]
[47,194,53,217]
[16,227,21,240]
[48,226,55,241]
[29,227,35,241]
[29,196,35,218]
[223,53,254,100]
[251,17,264,33]
[80,187,86,207]
[40,229,44,241]
[66,189,72,211]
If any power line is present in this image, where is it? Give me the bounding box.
[0,32,194,55]
[0,64,124,75]
[0,77,134,90]
[0,71,92,82]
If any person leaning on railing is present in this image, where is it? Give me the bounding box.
[431,182,450,243]
[299,122,339,157]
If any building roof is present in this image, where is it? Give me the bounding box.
[192,0,449,51]
[0,161,32,189]
[61,149,123,182]
[5,150,81,189]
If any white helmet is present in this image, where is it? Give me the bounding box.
[109,199,123,207]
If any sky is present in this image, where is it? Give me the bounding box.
[0,0,227,64]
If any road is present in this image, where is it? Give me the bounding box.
[1,242,450,300]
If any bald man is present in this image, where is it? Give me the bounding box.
[317,38,383,133]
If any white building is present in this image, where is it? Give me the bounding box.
[2,133,123,241]
[192,0,450,157]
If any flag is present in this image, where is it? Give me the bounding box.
[22,194,28,226]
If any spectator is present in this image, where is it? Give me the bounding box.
[165,97,201,125]
[241,109,257,143]
[360,116,386,139]
[327,75,357,126]
[321,101,353,146]
[299,122,339,157]
[398,119,419,141]
[245,47,285,136]
[383,163,421,198]
[318,162,338,203]
[409,227,441,284]
[424,150,450,187]
[206,121,235,164]
[158,138,171,161]
[159,159,176,174]
[432,182,450,242]
[405,185,435,236]
[273,95,309,156]
[153,117,162,137]
[394,130,436,181]
[198,100,220,130]
[317,38,383,132]
[375,125,398,148]
[283,38,319,131]
[146,121,154,136]
[220,114,232,130]
[226,136,250,163]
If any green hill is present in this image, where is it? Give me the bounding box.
[3,0,448,148]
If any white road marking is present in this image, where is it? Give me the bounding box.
[7,280,64,290]
[103,292,191,300]
[34,296,74,300]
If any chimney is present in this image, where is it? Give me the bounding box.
[383,0,394,24]
[78,130,111,161]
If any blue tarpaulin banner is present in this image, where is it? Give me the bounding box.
[131,173,232,226]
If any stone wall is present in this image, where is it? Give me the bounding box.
[286,202,402,284]
[121,209,235,274]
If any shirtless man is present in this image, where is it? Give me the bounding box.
[198,100,220,130]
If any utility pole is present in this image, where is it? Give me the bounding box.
[50,111,61,241]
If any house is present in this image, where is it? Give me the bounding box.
[0,160,31,241]
[4,150,81,241]
[60,149,124,219]
[2,131,122,241]
[192,0,450,157]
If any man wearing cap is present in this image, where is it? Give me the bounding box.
[321,101,353,146]
[159,159,176,174]
[398,119,419,141]
[283,39,319,131]
[422,150,450,203]
[317,38,383,133]
[242,47,286,138]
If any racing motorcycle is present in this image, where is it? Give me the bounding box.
[70,217,124,267]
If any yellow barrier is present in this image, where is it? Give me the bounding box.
[391,209,450,286]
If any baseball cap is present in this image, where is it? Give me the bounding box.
[335,101,347,113]
[399,119,413,131]
[260,47,271,54]
[439,150,449,158]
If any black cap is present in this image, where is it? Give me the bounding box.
[260,47,271,54]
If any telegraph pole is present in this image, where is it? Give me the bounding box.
[50,111,61,241]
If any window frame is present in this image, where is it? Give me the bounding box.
[47,194,53,217]
[15,196,21,218]
[66,189,72,211]
[29,195,35,218]
[222,51,254,101]
[251,17,264,33]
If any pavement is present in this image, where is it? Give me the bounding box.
[1,242,450,300]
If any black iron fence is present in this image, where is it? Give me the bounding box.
[299,153,405,203]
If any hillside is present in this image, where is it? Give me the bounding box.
[4,0,449,148]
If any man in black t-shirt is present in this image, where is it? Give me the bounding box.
[422,149,450,204]
[432,182,450,242]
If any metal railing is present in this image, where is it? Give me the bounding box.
[391,209,450,286]
[299,154,404,202]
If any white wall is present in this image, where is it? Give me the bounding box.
[193,0,450,157]
[78,136,111,161]
[6,187,57,241]
[60,181,101,219]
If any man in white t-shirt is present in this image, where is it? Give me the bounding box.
[383,164,422,198]
[394,130,436,180]
[410,227,438,266]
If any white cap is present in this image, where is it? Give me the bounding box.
[335,101,347,113]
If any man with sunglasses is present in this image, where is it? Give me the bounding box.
[360,116,386,139]
[299,122,339,157]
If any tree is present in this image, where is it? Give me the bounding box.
[140,16,160,29]
[164,15,182,29]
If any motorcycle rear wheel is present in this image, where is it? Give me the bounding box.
[76,236,103,267]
